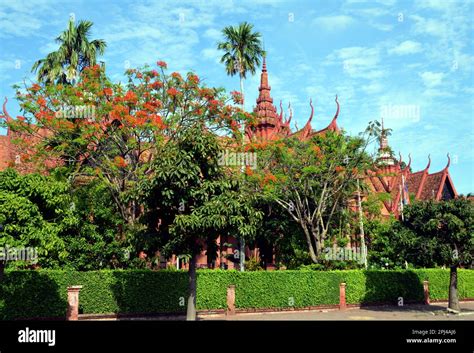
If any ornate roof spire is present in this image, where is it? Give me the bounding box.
[380,117,388,151]
[377,118,395,166]
[252,55,279,139]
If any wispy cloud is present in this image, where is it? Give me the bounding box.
[312,15,355,31]
[419,71,445,88]
[388,40,423,55]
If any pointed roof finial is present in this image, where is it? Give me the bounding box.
[286,102,292,124]
[307,98,314,124]
[406,153,412,170]
[262,54,267,72]
[425,154,431,171]
[398,152,403,165]
[279,100,283,121]
[445,153,451,170]
[0,97,12,123]
[332,95,340,122]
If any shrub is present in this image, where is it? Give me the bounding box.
[0,269,472,319]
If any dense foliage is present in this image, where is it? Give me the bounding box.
[1,269,472,319]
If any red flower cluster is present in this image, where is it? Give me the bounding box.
[231,91,243,105]
[36,97,47,107]
[188,74,199,85]
[103,87,113,96]
[31,84,41,92]
[171,72,182,80]
[124,90,138,103]
[114,156,127,168]
[151,81,163,90]
[157,61,167,68]
[167,88,180,97]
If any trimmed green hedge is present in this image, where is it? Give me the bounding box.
[0,269,472,319]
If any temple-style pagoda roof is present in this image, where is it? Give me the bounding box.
[366,127,457,217]
[245,57,339,142]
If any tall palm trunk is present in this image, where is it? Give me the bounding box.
[239,71,245,272]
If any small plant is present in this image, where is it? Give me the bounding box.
[245,256,263,271]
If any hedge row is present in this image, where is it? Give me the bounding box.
[0,269,472,319]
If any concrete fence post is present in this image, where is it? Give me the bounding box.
[339,282,347,310]
[423,280,430,305]
[226,285,236,317]
[66,285,83,321]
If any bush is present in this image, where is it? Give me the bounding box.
[0,269,472,319]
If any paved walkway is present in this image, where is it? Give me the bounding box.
[200,302,474,321]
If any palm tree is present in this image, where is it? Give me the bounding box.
[32,18,106,84]
[217,22,265,110]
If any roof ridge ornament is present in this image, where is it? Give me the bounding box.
[425,154,431,171]
[0,97,12,122]
[333,95,340,122]
[286,102,292,125]
[307,98,314,124]
[445,153,451,170]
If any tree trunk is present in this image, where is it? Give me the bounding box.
[448,265,460,312]
[186,253,197,321]
[302,225,318,263]
[240,77,245,111]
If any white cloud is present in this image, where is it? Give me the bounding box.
[326,46,387,79]
[410,15,449,38]
[204,28,222,41]
[419,71,445,87]
[312,15,355,30]
[388,40,423,55]
[201,48,221,63]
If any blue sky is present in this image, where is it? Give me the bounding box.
[0,0,473,194]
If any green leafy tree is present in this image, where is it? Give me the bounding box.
[140,122,262,320]
[0,169,128,273]
[373,199,473,311]
[31,18,106,84]
[244,129,374,263]
[0,169,74,276]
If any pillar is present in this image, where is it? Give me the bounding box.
[66,285,83,321]
[226,285,236,317]
[423,280,430,305]
[339,282,347,310]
